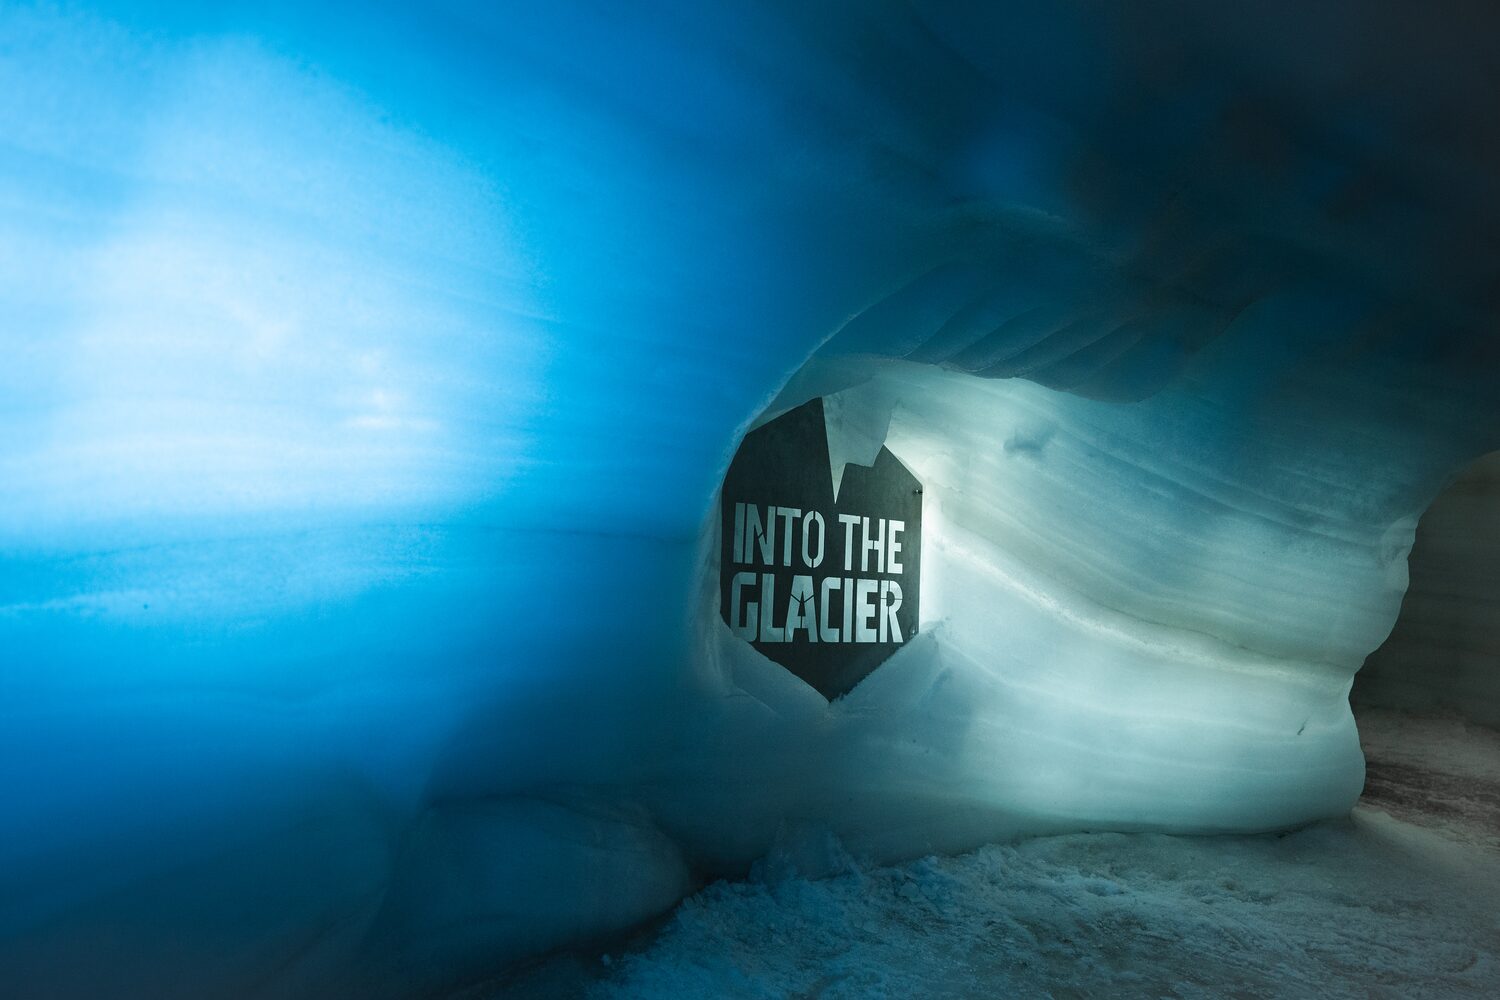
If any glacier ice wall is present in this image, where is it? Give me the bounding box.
[3,1,1500,996]
[1355,452,1500,727]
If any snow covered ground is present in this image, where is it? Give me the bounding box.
[476,709,1500,999]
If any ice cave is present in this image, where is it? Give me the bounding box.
[3,2,1500,998]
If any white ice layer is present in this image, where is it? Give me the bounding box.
[676,348,1426,861]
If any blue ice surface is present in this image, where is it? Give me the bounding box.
[0,4,876,993]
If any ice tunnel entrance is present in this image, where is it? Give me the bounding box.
[1355,450,1500,728]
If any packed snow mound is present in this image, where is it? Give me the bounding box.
[3,1,1500,997]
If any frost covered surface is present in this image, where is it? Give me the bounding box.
[490,712,1500,999]
[568,817,1500,1000]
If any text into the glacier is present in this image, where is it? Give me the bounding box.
[727,505,906,644]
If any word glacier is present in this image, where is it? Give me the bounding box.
[726,502,906,644]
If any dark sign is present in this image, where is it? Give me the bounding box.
[719,397,922,699]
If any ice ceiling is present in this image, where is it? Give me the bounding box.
[2,2,1499,997]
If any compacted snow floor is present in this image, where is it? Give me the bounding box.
[472,709,1500,999]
